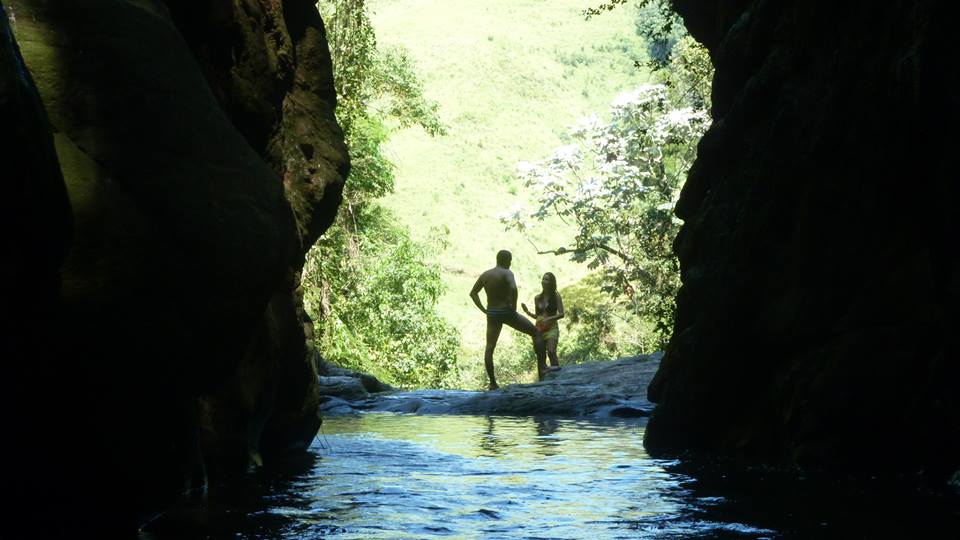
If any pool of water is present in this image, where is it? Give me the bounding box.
[144,413,959,539]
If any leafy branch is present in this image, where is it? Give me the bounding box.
[583,0,637,20]
[502,80,710,346]
[304,1,458,388]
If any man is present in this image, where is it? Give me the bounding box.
[470,250,547,390]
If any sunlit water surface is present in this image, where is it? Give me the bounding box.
[145,414,958,539]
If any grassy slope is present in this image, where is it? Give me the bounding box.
[370,0,649,374]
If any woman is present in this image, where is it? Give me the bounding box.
[522,272,564,373]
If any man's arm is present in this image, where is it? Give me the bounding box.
[507,271,519,310]
[470,274,487,313]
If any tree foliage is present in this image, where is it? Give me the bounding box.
[661,34,712,109]
[634,0,685,68]
[583,0,632,20]
[555,273,651,363]
[317,0,445,204]
[303,214,458,388]
[502,22,712,349]
[303,1,456,388]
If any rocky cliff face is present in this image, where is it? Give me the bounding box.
[1,5,74,532]
[2,0,346,532]
[646,1,960,482]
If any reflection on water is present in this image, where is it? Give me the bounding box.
[144,414,959,539]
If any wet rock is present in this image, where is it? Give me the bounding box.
[322,362,395,394]
[608,405,651,419]
[317,376,370,401]
[325,355,661,419]
[319,396,356,415]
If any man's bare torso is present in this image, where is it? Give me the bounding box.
[477,266,516,310]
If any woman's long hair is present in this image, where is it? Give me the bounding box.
[541,272,558,313]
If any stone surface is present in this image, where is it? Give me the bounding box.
[323,355,661,418]
[317,376,371,401]
[1,0,74,530]
[2,0,346,531]
[165,0,347,248]
[163,0,348,477]
[320,359,396,393]
[647,0,960,482]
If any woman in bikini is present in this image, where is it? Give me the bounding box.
[522,272,564,373]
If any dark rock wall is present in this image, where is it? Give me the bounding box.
[1,2,74,532]
[165,0,346,246]
[0,1,71,354]
[646,0,960,482]
[163,0,347,478]
[2,0,346,532]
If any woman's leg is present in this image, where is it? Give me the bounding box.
[546,338,559,367]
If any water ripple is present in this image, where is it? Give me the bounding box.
[143,413,960,539]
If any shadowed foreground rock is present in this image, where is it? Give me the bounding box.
[319,355,660,418]
[2,0,346,532]
[647,0,959,483]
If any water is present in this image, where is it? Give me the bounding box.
[145,414,959,539]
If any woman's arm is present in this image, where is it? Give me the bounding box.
[544,293,565,322]
[521,301,536,318]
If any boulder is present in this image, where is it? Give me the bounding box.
[317,376,370,401]
[320,359,396,393]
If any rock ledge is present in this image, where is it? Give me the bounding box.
[319,354,661,418]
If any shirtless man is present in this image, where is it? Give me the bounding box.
[470,250,547,390]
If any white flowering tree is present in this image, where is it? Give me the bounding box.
[502,83,709,343]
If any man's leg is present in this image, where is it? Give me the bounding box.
[485,319,503,390]
[504,313,547,380]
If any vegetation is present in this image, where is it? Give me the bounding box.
[304,215,458,387]
[557,273,654,362]
[302,0,457,388]
[583,0,631,19]
[502,3,713,350]
[634,0,686,68]
[302,1,711,388]
[370,0,653,384]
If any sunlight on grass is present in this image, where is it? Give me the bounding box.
[370,0,650,373]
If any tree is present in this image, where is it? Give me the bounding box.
[660,34,713,109]
[502,38,712,347]
[316,0,444,206]
[634,0,686,68]
[303,1,457,387]
[303,214,459,388]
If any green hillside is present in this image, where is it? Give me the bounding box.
[369,0,650,376]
